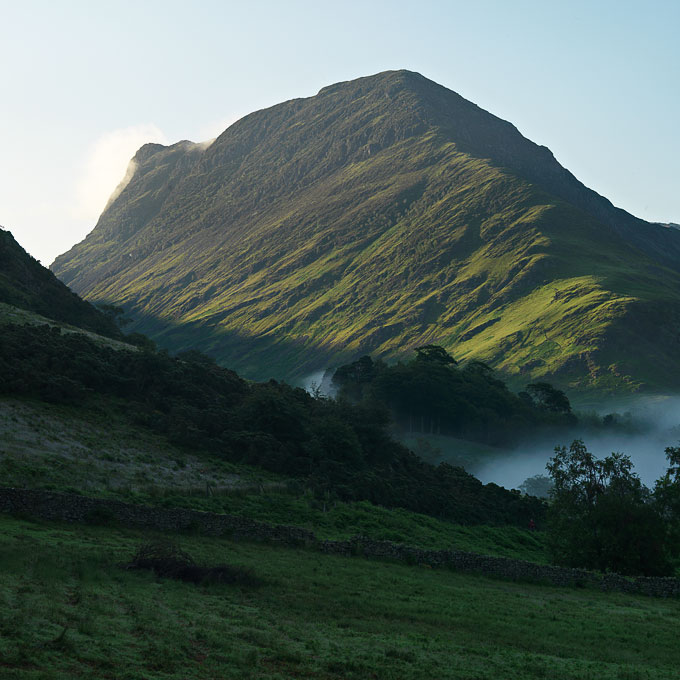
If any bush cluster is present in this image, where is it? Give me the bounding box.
[546,440,680,576]
[0,324,544,526]
[124,541,259,585]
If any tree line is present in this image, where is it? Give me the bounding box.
[0,324,544,526]
[332,345,576,445]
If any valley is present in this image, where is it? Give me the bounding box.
[2,65,680,680]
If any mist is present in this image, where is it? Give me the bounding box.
[473,395,680,490]
[300,369,337,398]
[300,368,679,492]
[74,124,168,222]
[104,159,138,210]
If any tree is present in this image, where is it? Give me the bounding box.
[526,382,572,414]
[546,440,670,576]
[464,360,506,388]
[654,445,680,557]
[332,355,378,400]
[519,474,553,499]
[333,349,566,444]
[95,303,132,329]
[414,345,457,365]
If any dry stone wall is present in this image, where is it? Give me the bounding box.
[1,487,679,598]
[0,487,315,544]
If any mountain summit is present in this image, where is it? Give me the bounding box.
[52,70,680,391]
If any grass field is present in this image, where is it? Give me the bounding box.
[141,493,549,563]
[1,515,679,679]
[0,396,549,564]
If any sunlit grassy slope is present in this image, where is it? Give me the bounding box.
[52,70,680,393]
[2,516,680,679]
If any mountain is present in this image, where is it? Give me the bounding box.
[0,227,121,337]
[51,70,680,392]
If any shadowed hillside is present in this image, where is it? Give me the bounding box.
[0,228,121,338]
[51,70,680,392]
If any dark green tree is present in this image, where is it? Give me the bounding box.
[332,355,378,400]
[464,360,506,388]
[519,474,553,499]
[333,349,575,444]
[526,382,572,414]
[414,345,457,365]
[654,445,680,559]
[95,303,132,329]
[546,440,670,576]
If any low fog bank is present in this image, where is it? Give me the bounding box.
[474,395,680,490]
[297,373,680,492]
[299,369,337,398]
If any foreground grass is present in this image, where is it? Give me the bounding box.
[1,516,679,679]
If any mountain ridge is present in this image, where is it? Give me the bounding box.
[51,70,680,392]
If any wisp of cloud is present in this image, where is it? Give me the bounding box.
[73,124,168,223]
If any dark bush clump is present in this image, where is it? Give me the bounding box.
[124,541,260,586]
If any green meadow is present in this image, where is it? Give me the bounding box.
[1,515,678,679]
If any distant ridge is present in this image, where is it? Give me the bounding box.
[51,70,680,392]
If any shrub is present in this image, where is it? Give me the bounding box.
[124,541,260,585]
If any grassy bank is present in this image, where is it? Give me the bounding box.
[1,515,679,679]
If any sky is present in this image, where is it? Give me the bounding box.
[1,0,678,265]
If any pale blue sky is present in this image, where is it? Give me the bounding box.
[1,0,678,264]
